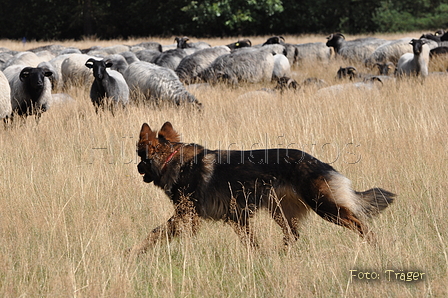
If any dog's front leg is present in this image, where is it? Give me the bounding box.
[128,216,179,256]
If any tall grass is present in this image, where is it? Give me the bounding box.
[0,34,447,297]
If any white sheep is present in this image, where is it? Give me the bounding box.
[122,61,201,108]
[364,38,414,66]
[60,53,97,88]
[0,70,12,119]
[85,58,130,110]
[3,65,53,117]
[396,39,430,78]
[2,51,45,70]
[272,54,290,81]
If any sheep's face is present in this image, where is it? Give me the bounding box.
[20,67,52,93]
[85,59,113,81]
[410,39,425,55]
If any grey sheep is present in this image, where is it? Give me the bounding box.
[3,65,53,117]
[175,46,231,84]
[134,49,161,63]
[396,39,430,78]
[152,48,188,70]
[85,58,130,110]
[199,49,275,85]
[293,42,331,64]
[0,70,12,119]
[131,41,163,52]
[326,32,387,62]
[122,61,202,108]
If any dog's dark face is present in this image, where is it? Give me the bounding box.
[137,122,180,183]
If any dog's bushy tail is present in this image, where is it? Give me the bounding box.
[356,188,395,217]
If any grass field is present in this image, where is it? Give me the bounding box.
[1,33,447,297]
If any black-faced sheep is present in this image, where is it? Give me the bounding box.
[226,39,252,50]
[262,36,297,66]
[85,58,130,110]
[122,61,202,108]
[175,46,231,84]
[326,33,387,62]
[396,39,430,78]
[0,70,12,119]
[374,62,395,75]
[3,65,53,116]
[364,37,435,66]
[336,66,358,80]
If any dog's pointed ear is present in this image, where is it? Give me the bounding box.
[139,123,154,141]
[159,122,180,143]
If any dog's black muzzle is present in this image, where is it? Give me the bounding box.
[137,160,154,183]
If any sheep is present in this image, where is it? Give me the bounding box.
[336,66,358,80]
[429,46,448,58]
[85,58,130,110]
[365,37,420,66]
[175,46,231,84]
[37,61,59,91]
[2,51,45,70]
[3,65,53,117]
[326,32,387,62]
[103,54,129,73]
[374,62,395,75]
[131,41,163,52]
[87,45,130,57]
[226,39,252,50]
[396,39,430,78]
[119,51,140,64]
[134,49,161,63]
[262,36,297,66]
[60,53,96,88]
[317,76,383,97]
[293,42,331,64]
[0,70,12,119]
[152,48,188,70]
[122,61,202,108]
[199,49,275,86]
[272,54,290,81]
[175,36,192,49]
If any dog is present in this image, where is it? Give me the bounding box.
[130,122,395,254]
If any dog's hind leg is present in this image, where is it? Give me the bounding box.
[228,216,259,248]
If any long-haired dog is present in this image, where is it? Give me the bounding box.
[130,122,394,254]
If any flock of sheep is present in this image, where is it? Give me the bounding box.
[1,31,447,120]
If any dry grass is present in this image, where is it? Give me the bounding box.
[1,33,447,297]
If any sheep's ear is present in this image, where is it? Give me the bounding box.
[85,60,94,68]
[105,60,113,68]
[43,69,53,77]
[19,67,32,82]
[158,122,180,143]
